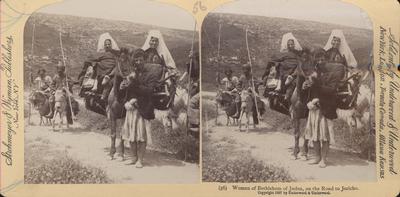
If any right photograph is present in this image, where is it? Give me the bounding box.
[201,0,375,182]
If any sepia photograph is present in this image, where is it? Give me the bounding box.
[1,0,400,196]
[201,0,375,182]
[23,0,199,184]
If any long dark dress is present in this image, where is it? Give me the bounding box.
[274,51,301,79]
[89,50,120,99]
[314,62,346,119]
[144,48,164,65]
[303,62,342,142]
[90,50,119,77]
[127,63,160,120]
[325,48,347,66]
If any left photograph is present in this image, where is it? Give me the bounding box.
[23,0,199,184]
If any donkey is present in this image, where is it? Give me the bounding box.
[156,85,192,133]
[107,76,127,160]
[238,89,266,132]
[215,90,240,126]
[52,89,69,131]
[29,91,52,125]
[287,48,325,160]
[107,49,134,161]
[238,89,253,132]
[289,48,369,160]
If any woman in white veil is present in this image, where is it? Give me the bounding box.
[90,32,120,100]
[272,32,302,92]
[323,29,357,67]
[142,30,176,70]
[141,29,179,118]
[280,32,302,53]
[97,32,120,53]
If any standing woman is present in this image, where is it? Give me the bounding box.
[304,29,356,167]
[303,48,346,168]
[122,49,157,168]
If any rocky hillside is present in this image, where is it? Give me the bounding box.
[201,13,373,90]
[24,12,197,84]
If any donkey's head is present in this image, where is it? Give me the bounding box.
[29,91,47,109]
[54,89,67,111]
[337,84,372,133]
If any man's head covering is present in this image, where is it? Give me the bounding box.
[242,63,251,70]
[224,68,233,75]
[142,30,176,69]
[57,62,65,72]
[97,32,120,52]
[37,68,46,74]
[133,49,145,58]
[280,32,302,53]
[119,47,129,55]
[323,29,357,67]
[301,47,311,55]
[311,47,326,59]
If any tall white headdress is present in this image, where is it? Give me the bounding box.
[280,32,302,53]
[142,30,176,69]
[97,32,120,52]
[324,29,357,67]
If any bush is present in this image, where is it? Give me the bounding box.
[75,106,109,134]
[260,109,376,161]
[150,119,199,163]
[333,119,376,161]
[203,155,294,182]
[202,134,294,182]
[201,97,218,126]
[25,156,111,184]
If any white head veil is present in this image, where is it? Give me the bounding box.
[142,30,176,69]
[324,29,357,67]
[97,32,120,52]
[280,32,302,53]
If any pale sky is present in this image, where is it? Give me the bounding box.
[38,0,195,30]
[213,0,372,29]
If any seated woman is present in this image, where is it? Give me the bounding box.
[221,68,239,92]
[89,33,120,101]
[323,29,359,108]
[142,30,177,70]
[323,29,358,68]
[267,33,302,100]
[34,68,53,93]
[142,30,178,109]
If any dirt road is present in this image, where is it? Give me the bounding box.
[25,100,199,184]
[203,91,376,182]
